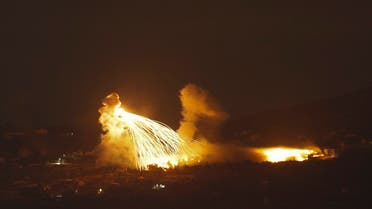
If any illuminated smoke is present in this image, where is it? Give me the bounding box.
[96,93,136,168]
[177,83,259,163]
[177,84,250,163]
[177,84,331,163]
[96,93,193,170]
[177,83,228,141]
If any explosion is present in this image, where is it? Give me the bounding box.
[97,93,193,170]
[254,147,325,163]
[96,84,230,170]
[96,84,335,170]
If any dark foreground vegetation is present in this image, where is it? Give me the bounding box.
[0,146,371,209]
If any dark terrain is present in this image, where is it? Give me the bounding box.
[223,86,372,147]
[0,145,371,209]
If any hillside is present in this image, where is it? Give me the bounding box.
[222,86,372,147]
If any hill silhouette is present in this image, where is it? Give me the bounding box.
[222,86,372,147]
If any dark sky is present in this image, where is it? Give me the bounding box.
[1,1,372,129]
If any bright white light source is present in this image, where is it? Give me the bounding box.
[152,184,166,190]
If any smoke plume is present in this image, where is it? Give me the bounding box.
[177,83,228,141]
[96,93,136,168]
[177,84,261,163]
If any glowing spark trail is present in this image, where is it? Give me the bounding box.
[98,93,192,170]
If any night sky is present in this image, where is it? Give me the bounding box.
[2,1,371,130]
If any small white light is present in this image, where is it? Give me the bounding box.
[152,183,166,190]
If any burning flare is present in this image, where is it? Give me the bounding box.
[97,93,192,170]
[254,147,324,163]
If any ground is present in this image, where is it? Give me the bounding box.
[0,146,371,209]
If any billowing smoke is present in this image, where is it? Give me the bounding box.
[95,93,136,168]
[177,83,261,163]
[96,93,194,170]
[177,83,228,141]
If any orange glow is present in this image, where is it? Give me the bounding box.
[98,93,194,170]
[255,147,325,163]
